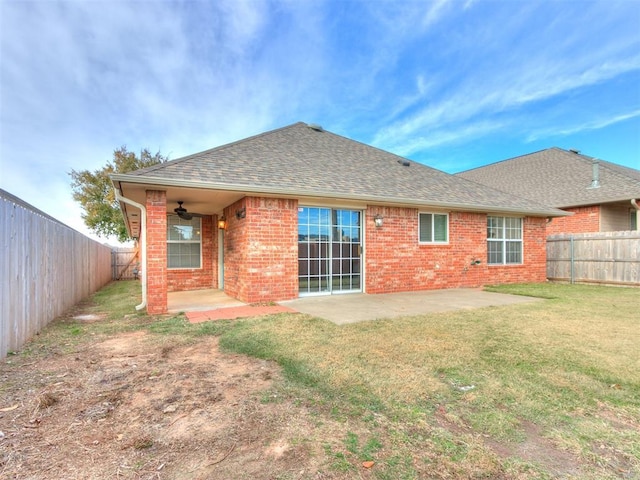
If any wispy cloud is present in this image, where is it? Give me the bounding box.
[391,119,505,157]
[527,109,640,142]
[370,2,640,157]
[1,0,638,242]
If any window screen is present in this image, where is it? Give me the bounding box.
[167,215,202,269]
[419,213,448,243]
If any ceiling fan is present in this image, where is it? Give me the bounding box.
[174,201,195,220]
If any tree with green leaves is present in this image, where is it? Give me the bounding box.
[70,146,167,242]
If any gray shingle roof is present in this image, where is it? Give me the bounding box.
[457,148,640,208]
[116,122,565,216]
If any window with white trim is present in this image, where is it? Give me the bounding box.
[167,215,202,269]
[419,213,448,243]
[487,216,522,264]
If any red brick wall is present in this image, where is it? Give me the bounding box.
[167,215,217,292]
[145,190,167,314]
[223,197,298,303]
[145,196,548,309]
[365,207,547,293]
[547,206,600,235]
[501,216,547,283]
[222,197,247,300]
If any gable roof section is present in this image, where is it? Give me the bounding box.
[113,122,565,217]
[457,147,640,208]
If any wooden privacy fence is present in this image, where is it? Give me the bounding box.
[1,190,112,359]
[547,231,640,286]
[112,247,139,280]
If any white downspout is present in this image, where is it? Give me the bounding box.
[115,190,147,311]
[632,199,640,231]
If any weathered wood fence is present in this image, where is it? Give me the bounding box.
[1,189,112,359]
[547,231,640,286]
[112,247,139,280]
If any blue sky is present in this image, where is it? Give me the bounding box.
[1,0,639,243]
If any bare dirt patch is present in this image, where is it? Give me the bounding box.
[0,331,336,479]
[2,311,636,479]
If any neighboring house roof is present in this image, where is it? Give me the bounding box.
[456,147,640,208]
[112,122,565,217]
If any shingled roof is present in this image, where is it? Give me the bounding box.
[457,147,640,208]
[114,122,565,216]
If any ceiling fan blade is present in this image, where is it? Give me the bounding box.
[174,201,200,220]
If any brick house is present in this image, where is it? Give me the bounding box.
[457,148,640,235]
[112,122,566,314]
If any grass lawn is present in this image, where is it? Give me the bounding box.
[4,282,639,479]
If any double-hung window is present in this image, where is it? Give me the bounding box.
[419,213,448,244]
[167,215,202,269]
[487,216,522,264]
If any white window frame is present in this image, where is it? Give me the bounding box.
[418,212,449,244]
[167,215,202,269]
[487,216,523,265]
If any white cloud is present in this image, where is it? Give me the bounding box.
[1,0,638,242]
[527,109,640,142]
[390,119,504,157]
[370,1,640,157]
[0,0,333,238]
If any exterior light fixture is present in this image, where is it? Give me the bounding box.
[217,216,227,230]
[374,214,383,228]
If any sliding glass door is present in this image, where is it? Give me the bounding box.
[298,207,362,295]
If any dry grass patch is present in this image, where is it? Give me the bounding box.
[2,281,638,479]
[220,283,639,478]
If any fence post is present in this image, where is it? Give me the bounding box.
[570,235,575,284]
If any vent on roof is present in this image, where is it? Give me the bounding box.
[397,159,410,167]
[589,159,601,189]
[307,123,324,132]
[569,148,580,154]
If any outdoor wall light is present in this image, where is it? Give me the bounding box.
[236,207,246,220]
[374,214,383,228]
[217,216,227,230]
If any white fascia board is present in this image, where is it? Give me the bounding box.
[111,174,569,218]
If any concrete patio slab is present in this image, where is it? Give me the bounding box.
[168,289,244,313]
[279,288,542,325]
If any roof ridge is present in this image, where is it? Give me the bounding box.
[456,147,556,174]
[553,149,640,183]
[319,126,445,174]
[180,122,307,160]
[456,147,611,175]
[596,158,640,183]
[130,122,308,175]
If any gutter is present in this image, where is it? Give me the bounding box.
[111,173,569,218]
[114,188,147,312]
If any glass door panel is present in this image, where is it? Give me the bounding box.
[298,207,361,295]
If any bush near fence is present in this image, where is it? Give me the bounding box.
[547,231,640,286]
[1,189,113,359]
